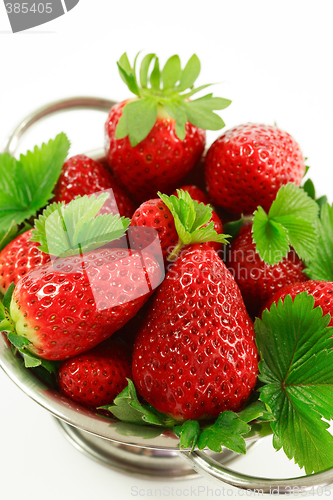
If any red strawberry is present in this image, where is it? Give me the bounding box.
[0,230,50,295]
[132,244,258,421]
[227,225,308,317]
[130,191,226,264]
[10,247,162,360]
[260,281,333,324]
[205,123,305,215]
[53,155,135,218]
[172,185,209,205]
[105,53,230,203]
[58,339,132,408]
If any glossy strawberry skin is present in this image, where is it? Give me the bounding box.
[10,248,162,361]
[260,280,333,324]
[172,185,210,205]
[53,155,135,218]
[0,230,50,295]
[58,340,132,408]
[132,244,258,421]
[227,225,308,317]
[205,123,305,215]
[105,101,206,203]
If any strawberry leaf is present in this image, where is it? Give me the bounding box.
[158,190,229,259]
[302,178,315,199]
[223,217,243,241]
[252,183,319,265]
[255,292,333,474]
[101,379,175,427]
[116,52,231,145]
[0,134,70,234]
[305,203,333,280]
[30,194,130,257]
[197,411,250,454]
[3,283,15,310]
[174,420,200,451]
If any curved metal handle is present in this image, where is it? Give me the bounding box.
[179,449,333,495]
[2,96,116,156]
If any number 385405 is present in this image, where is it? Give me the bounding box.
[5,3,53,14]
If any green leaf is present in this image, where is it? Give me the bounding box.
[197,411,250,454]
[0,134,70,233]
[7,333,31,349]
[21,350,58,373]
[303,178,315,199]
[317,195,328,210]
[255,293,333,474]
[158,190,229,259]
[162,55,181,90]
[3,283,15,310]
[30,194,130,256]
[223,217,243,241]
[150,57,160,90]
[163,102,187,141]
[238,401,273,423]
[305,203,333,280]
[183,96,227,131]
[117,53,140,96]
[119,99,158,147]
[252,183,319,265]
[177,54,201,92]
[140,53,155,88]
[102,379,172,427]
[174,420,200,451]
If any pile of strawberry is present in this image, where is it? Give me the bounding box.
[1,52,333,476]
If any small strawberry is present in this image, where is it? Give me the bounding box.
[58,339,132,408]
[172,185,209,205]
[4,194,163,361]
[132,244,258,421]
[105,52,231,203]
[0,230,50,295]
[227,224,308,317]
[130,190,227,264]
[53,155,135,218]
[260,280,333,324]
[205,123,305,215]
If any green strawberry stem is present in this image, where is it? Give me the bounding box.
[30,193,131,257]
[158,190,229,261]
[115,52,231,146]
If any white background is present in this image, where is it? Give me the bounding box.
[0,1,333,498]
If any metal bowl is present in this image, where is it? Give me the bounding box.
[2,97,333,493]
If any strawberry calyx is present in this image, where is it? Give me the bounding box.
[158,190,229,261]
[115,52,231,146]
[30,193,131,257]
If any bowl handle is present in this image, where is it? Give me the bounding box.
[178,449,333,494]
[2,96,116,156]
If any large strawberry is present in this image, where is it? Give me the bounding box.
[0,230,50,295]
[3,194,163,361]
[205,123,305,215]
[105,52,231,203]
[53,155,135,218]
[130,190,227,264]
[132,244,258,421]
[260,280,333,324]
[58,339,132,407]
[227,224,308,317]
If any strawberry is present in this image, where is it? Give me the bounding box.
[132,244,258,421]
[130,191,227,264]
[172,185,209,205]
[58,339,132,408]
[260,280,333,324]
[0,230,50,295]
[205,123,305,215]
[227,224,308,317]
[4,194,163,361]
[53,155,135,218]
[105,53,231,203]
